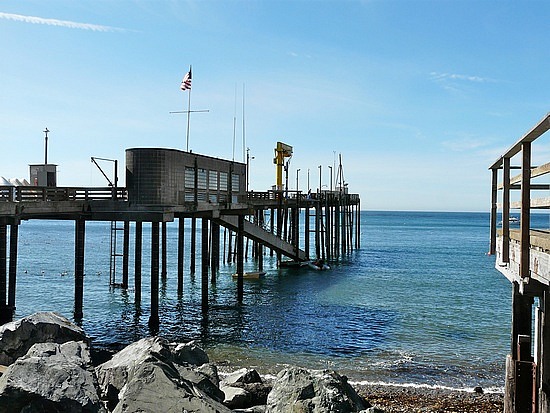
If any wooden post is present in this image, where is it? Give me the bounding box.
[489,167,498,255]
[541,290,550,412]
[503,156,511,263]
[270,208,275,257]
[520,142,531,279]
[0,224,9,324]
[315,204,320,259]
[122,221,130,289]
[161,222,167,279]
[202,218,209,311]
[305,205,310,259]
[237,214,244,303]
[134,221,142,305]
[293,207,300,260]
[190,217,196,274]
[356,200,361,249]
[334,202,340,259]
[211,222,220,282]
[177,217,184,296]
[325,198,331,261]
[511,282,533,359]
[149,222,160,330]
[74,219,85,321]
[227,229,233,264]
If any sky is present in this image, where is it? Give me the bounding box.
[0,0,549,212]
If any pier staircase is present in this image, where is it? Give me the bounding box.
[213,215,308,262]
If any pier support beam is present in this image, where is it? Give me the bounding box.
[74,219,85,322]
[177,217,184,296]
[0,224,9,324]
[149,222,160,331]
[190,217,196,274]
[211,222,220,282]
[122,221,130,289]
[161,222,167,279]
[201,218,209,311]
[237,215,244,304]
[134,221,142,305]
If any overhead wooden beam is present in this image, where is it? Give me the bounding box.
[490,113,550,170]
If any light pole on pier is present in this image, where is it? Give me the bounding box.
[296,168,301,193]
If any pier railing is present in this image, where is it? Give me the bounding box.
[489,113,550,280]
[247,190,360,205]
[0,186,128,202]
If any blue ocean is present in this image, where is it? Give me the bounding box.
[11,211,525,392]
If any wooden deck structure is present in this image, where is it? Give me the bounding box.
[489,113,550,413]
[0,147,360,332]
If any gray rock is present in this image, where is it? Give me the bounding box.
[223,367,263,386]
[113,361,232,413]
[96,336,225,411]
[220,368,271,409]
[221,383,251,408]
[361,408,385,413]
[197,362,221,387]
[171,340,209,366]
[0,341,103,413]
[266,366,370,413]
[175,363,225,402]
[0,311,87,365]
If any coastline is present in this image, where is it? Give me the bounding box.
[354,382,503,413]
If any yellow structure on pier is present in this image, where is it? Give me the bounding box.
[273,142,292,191]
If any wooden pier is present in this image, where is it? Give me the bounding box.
[0,147,360,330]
[489,113,550,413]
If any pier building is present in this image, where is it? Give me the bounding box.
[489,113,550,413]
[0,143,360,333]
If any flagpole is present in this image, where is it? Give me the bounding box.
[186,86,191,151]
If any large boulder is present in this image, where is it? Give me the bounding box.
[0,341,103,413]
[0,312,87,365]
[266,367,370,413]
[96,336,226,412]
[113,361,231,413]
[221,368,271,409]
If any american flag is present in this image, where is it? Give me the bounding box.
[180,69,192,91]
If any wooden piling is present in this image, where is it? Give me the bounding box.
[201,218,209,311]
[134,221,142,305]
[190,217,196,274]
[122,221,130,289]
[149,222,160,330]
[161,222,167,279]
[177,217,184,296]
[0,224,8,324]
[211,222,220,282]
[237,215,244,303]
[74,219,85,321]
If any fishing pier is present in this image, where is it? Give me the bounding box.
[0,145,361,331]
[489,113,550,413]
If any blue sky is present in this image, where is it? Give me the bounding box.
[1,1,549,211]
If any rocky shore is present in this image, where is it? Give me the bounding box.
[0,312,502,413]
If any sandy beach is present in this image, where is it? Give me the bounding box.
[354,383,504,413]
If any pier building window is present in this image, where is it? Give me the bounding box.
[184,167,195,188]
[209,171,218,191]
[197,169,207,190]
[232,173,240,192]
[219,172,228,191]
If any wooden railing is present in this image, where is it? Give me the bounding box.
[247,190,360,204]
[0,186,128,203]
[489,113,550,278]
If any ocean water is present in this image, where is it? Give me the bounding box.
[10,211,526,391]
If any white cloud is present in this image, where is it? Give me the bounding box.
[0,12,126,32]
[430,72,497,83]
